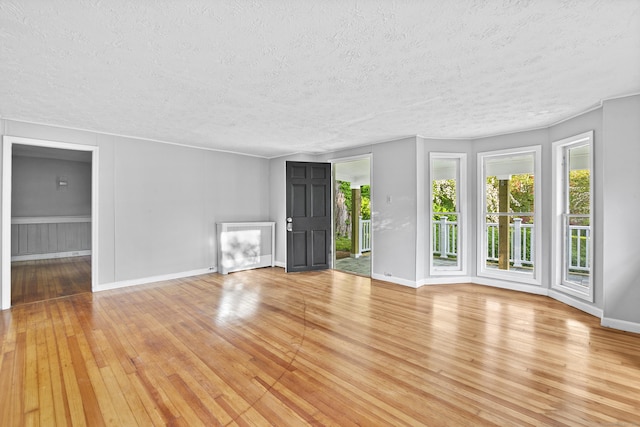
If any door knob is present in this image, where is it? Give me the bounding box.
[286,217,293,231]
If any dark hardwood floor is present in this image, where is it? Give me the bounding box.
[1,267,638,425]
[11,256,91,306]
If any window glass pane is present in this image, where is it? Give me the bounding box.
[432,158,458,213]
[485,176,499,213]
[564,215,591,287]
[431,155,462,272]
[563,143,591,287]
[568,145,590,216]
[484,214,535,273]
[482,151,536,276]
[433,214,459,268]
[509,173,535,213]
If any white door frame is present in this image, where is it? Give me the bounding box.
[328,153,373,273]
[2,136,99,309]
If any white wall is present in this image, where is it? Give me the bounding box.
[0,120,271,306]
[601,95,640,329]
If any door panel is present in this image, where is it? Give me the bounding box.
[312,184,328,216]
[292,184,307,217]
[292,231,307,267]
[286,161,331,272]
[311,229,328,265]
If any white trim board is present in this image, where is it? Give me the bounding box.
[12,216,91,224]
[418,276,474,286]
[548,289,603,319]
[96,268,214,292]
[371,273,418,288]
[12,250,92,262]
[601,317,640,335]
[2,136,99,310]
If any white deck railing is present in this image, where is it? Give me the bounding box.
[567,224,590,271]
[432,217,591,272]
[359,218,371,252]
[432,216,458,258]
[486,219,534,267]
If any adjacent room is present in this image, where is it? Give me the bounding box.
[1,1,639,425]
[10,145,93,305]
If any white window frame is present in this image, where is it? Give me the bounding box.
[477,145,542,286]
[551,131,594,302]
[429,153,467,276]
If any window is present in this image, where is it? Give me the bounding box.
[478,146,541,284]
[430,153,466,275]
[552,131,594,301]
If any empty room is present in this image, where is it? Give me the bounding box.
[1,1,639,425]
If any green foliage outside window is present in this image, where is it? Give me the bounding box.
[338,181,370,220]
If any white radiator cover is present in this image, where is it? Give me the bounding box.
[217,222,275,274]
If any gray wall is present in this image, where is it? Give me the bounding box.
[0,120,271,305]
[12,156,91,217]
[601,95,640,326]
[369,137,418,283]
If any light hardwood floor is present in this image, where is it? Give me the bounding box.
[11,256,92,306]
[1,267,638,426]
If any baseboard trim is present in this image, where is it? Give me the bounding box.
[275,260,286,268]
[12,250,92,262]
[472,276,548,296]
[371,273,417,288]
[600,317,640,334]
[547,289,602,318]
[96,268,214,292]
[418,276,474,286]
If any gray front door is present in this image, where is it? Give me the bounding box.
[286,161,331,272]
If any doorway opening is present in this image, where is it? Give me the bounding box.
[2,137,98,309]
[333,156,372,277]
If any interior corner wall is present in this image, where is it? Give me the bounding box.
[415,141,427,281]
[601,95,640,328]
[1,120,271,294]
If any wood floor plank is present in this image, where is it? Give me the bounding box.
[2,265,640,425]
[11,256,91,306]
[35,326,55,426]
[0,351,17,426]
[43,309,72,426]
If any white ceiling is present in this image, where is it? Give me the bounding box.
[1,1,639,158]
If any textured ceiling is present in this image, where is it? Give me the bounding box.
[1,1,639,158]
